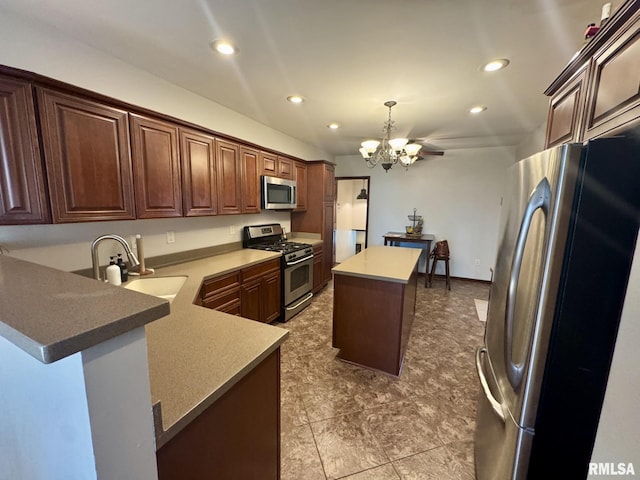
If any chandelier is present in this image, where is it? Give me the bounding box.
[358,101,422,172]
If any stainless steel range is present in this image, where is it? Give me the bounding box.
[243,224,313,322]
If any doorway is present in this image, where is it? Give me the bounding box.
[334,176,370,264]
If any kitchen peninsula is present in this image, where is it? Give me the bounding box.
[0,248,290,480]
[332,246,421,376]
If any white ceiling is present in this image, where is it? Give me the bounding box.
[0,0,605,156]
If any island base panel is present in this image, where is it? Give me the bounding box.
[156,349,280,480]
[333,273,416,376]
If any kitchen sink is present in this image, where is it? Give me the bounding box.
[124,275,188,303]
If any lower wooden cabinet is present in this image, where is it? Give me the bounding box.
[199,258,281,323]
[156,348,281,480]
[241,259,281,323]
[312,245,324,293]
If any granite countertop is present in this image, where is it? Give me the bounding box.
[331,245,421,283]
[0,255,170,364]
[140,249,289,449]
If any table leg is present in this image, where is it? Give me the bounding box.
[425,240,432,287]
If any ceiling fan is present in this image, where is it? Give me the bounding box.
[408,139,445,159]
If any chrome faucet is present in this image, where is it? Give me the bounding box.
[91,234,140,281]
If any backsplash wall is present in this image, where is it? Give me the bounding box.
[0,213,290,272]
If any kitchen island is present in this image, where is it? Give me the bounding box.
[332,245,421,376]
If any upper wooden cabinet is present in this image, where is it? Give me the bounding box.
[130,114,182,218]
[180,128,217,216]
[0,77,50,225]
[323,163,336,202]
[545,1,640,146]
[293,161,307,212]
[260,151,295,179]
[277,155,293,179]
[260,151,278,177]
[37,87,135,223]
[583,11,640,139]
[545,64,588,148]
[216,138,242,215]
[240,146,260,214]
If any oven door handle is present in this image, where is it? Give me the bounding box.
[285,292,314,311]
[286,255,313,266]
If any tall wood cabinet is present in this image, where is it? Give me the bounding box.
[545,0,640,147]
[130,114,182,218]
[291,160,335,289]
[0,77,49,225]
[37,87,136,223]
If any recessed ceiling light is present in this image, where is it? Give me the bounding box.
[209,39,238,55]
[470,105,487,114]
[287,95,304,104]
[481,59,509,72]
[327,123,340,130]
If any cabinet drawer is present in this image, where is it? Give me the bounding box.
[241,259,281,283]
[203,289,241,312]
[201,271,240,298]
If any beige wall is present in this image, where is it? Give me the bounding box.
[335,147,516,280]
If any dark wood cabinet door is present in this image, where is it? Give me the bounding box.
[545,64,588,148]
[584,13,640,139]
[322,201,335,284]
[240,279,262,322]
[130,114,182,218]
[37,87,135,222]
[262,270,281,323]
[240,146,260,213]
[0,77,50,224]
[260,151,277,177]
[180,128,217,216]
[216,139,242,215]
[277,155,293,179]
[293,161,307,212]
[312,249,324,293]
[323,163,336,202]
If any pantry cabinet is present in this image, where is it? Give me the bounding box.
[0,77,49,225]
[291,160,335,290]
[130,114,182,218]
[545,0,640,147]
[37,87,136,223]
[180,128,217,216]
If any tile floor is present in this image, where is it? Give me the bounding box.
[275,276,490,480]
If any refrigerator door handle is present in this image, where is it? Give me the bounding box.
[476,347,505,423]
[505,177,551,390]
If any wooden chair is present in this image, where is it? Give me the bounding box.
[428,240,451,290]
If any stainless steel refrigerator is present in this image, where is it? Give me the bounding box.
[474,136,640,479]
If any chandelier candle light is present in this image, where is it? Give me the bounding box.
[359,101,422,172]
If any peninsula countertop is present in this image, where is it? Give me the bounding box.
[331,245,422,283]
[141,248,289,448]
[0,255,169,364]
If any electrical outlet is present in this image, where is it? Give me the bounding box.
[166,231,176,244]
[229,226,236,235]
[474,259,481,266]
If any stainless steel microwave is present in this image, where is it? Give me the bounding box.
[261,176,297,210]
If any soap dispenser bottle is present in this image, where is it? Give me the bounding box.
[116,253,128,282]
[106,256,122,286]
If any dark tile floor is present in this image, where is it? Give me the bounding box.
[276,276,489,480]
